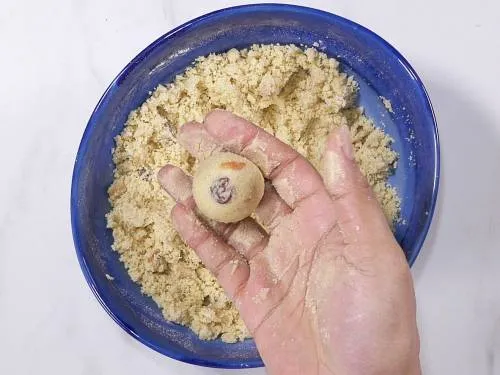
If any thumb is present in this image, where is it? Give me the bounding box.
[320,125,369,198]
[322,126,404,262]
[321,125,393,236]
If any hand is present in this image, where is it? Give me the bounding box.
[158,110,421,375]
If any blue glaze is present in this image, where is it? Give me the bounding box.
[71,4,439,369]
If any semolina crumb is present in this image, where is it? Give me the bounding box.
[380,95,394,113]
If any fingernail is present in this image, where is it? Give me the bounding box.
[204,110,257,147]
[338,125,354,161]
[178,122,219,158]
[157,165,173,187]
[157,165,193,204]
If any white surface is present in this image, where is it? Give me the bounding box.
[1,0,499,374]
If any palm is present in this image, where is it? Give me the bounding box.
[237,186,415,375]
[159,110,420,375]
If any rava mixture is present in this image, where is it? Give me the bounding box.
[106,44,399,342]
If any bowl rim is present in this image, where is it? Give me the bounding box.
[71,2,440,369]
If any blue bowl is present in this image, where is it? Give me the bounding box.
[71,4,439,369]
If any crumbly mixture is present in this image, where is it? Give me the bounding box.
[106,44,400,343]
[380,95,394,113]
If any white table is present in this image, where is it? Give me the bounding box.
[1,0,499,374]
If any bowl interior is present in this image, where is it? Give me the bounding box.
[71,4,438,369]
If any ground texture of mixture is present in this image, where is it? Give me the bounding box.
[106,44,399,343]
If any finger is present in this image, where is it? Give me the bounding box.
[157,165,194,207]
[320,125,370,198]
[223,218,268,260]
[203,110,326,208]
[321,125,391,240]
[254,182,292,231]
[171,203,250,299]
[159,164,269,257]
[177,121,221,160]
[195,215,268,259]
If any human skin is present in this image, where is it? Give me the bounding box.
[158,110,421,375]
